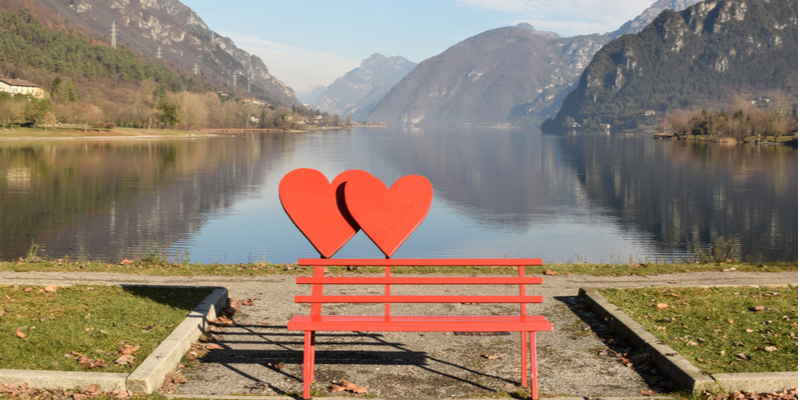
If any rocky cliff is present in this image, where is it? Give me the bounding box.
[547,0,798,130]
[35,0,300,106]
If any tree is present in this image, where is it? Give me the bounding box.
[157,102,180,128]
[24,98,53,126]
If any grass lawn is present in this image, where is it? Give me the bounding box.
[0,127,215,139]
[0,258,796,277]
[599,286,798,374]
[0,285,213,372]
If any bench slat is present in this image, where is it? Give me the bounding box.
[288,315,553,332]
[295,295,543,304]
[297,277,543,285]
[297,258,543,267]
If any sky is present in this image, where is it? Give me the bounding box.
[180,0,655,91]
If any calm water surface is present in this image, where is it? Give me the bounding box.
[0,128,796,263]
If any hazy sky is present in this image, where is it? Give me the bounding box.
[181,0,654,90]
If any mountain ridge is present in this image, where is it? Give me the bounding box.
[33,0,301,106]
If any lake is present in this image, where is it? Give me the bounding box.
[0,128,796,264]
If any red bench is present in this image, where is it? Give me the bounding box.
[287,258,553,399]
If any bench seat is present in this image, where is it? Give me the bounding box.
[288,315,552,332]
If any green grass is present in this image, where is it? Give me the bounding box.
[0,285,213,372]
[0,259,796,277]
[599,286,798,374]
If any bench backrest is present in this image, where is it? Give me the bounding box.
[295,258,544,317]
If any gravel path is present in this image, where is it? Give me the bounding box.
[0,270,795,398]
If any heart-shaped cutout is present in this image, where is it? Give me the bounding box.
[344,174,433,258]
[279,168,371,258]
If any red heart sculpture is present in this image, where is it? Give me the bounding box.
[279,168,371,258]
[344,174,433,258]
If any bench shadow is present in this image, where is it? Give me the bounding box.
[196,323,517,395]
[553,295,676,394]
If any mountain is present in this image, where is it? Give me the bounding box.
[545,0,798,131]
[610,0,703,38]
[33,0,300,107]
[366,0,704,128]
[311,53,416,120]
[296,81,331,105]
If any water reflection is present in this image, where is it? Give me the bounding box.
[0,135,296,260]
[0,129,795,263]
[562,135,798,261]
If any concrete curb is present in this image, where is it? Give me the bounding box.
[0,286,228,393]
[578,286,798,394]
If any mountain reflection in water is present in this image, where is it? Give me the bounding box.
[0,129,795,263]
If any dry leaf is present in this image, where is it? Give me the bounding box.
[0,310,6,318]
[114,355,135,365]
[23,287,32,292]
[341,379,368,394]
[687,341,698,346]
[15,328,25,339]
[544,269,557,275]
[745,329,754,333]
[656,303,669,310]
[735,353,749,360]
[206,344,224,350]
[120,259,135,265]
[43,284,58,293]
[764,346,778,353]
[749,305,766,312]
[728,319,735,325]
[241,299,254,306]
[119,345,140,355]
[482,354,503,360]
[245,381,270,390]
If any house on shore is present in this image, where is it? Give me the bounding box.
[0,78,45,98]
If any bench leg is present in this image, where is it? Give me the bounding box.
[530,331,538,400]
[303,331,316,399]
[520,331,528,387]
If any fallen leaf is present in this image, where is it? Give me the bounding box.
[340,379,368,394]
[749,305,766,312]
[141,325,155,332]
[667,281,677,284]
[722,267,737,272]
[43,284,58,293]
[267,362,285,370]
[638,390,657,396]
[482,354,503,360]
[735,353,749,360]
[719,350,725,356]
[114,355,135,365]
[73,394,88,400]
[119,345,140,355]
[86,384,99,394]
[120,259,135,265]
[728,319,735,325]
[241,299,254,306]
[745,329,753,333]
[23,287,32,292]
[544,269,557,275]
[656,303,669,310]
[206,344,224,350]
[15,328,25,339]
[244,381,270,390]
[764,346,778,353]
[687,340,697,346]
[0,310,6,318]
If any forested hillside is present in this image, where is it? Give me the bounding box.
[0,8,327,130]
[544,0,798,131]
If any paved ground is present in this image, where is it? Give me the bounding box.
[0,270,796,398]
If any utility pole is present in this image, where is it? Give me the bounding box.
[157,46,162,59]
[193,63,199,76]
[110,21,117,49]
